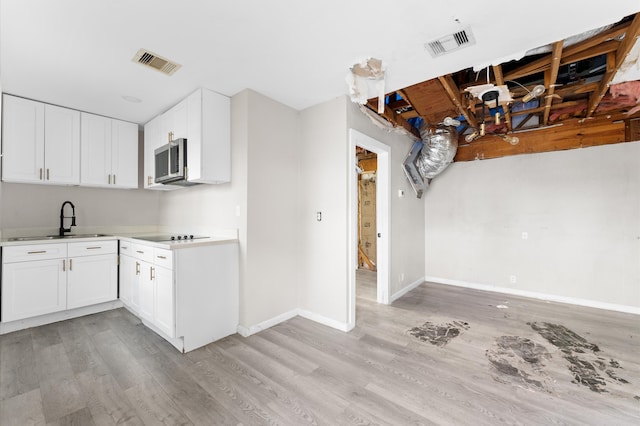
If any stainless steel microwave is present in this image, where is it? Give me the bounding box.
[154,138,187,184]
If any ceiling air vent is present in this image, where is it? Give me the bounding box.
[132,48,181,76]
[425,27,475,57]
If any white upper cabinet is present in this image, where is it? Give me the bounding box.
[111,119,139,188]
[81,112,138,188]
[142,87,230,189]
[186,88,230,184]
[2,94,80,185]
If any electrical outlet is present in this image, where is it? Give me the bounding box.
[509,275,517,284]
[522,231,528,240]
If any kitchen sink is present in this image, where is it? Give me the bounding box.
[8,236,58,241]
[52,233,111,239]
[8,234,112,241]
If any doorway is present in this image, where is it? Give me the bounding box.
[356,148,378,302]
[348,129,390,329]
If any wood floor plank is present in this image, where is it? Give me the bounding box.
[0,388,46,426]
[0,329,39,401]
[75,369,143,426]
[141,350,241,425]
[124,376,193,426]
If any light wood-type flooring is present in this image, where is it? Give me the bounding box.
[1,270,639,425]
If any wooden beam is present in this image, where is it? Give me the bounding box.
[455,118,626,161]
[438,75,478,128]
[586,12,640,118]
[503,18,632,82]
[366,100,420,138]
[561,20,630,57]
[543,42,563,126]
[492,64,512,132]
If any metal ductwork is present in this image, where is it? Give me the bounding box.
[403,122,458,198]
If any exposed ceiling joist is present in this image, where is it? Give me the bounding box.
[587,12,640,117]
[492,65,512,132]
[438,75,478,128]
[543,42,564,126]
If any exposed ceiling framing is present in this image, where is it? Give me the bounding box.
[368,12,640,162]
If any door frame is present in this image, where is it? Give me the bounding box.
[348,129,390,328]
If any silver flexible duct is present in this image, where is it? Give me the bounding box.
[416,124,458,179]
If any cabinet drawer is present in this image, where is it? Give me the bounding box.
[68,240,117,257]
[153,248,173,269]
[131,243,154,263]
[2,243,67,263]
[119,240,133,255]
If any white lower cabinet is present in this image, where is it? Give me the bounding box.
[153,264,175,338]
[67,253,117,309]
[119,240,238,352]
[1,240,118,323]
[2,257,67,322]
[138,260,155,323]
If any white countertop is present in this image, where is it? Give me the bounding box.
[0,234,237,250]
[118,235,237,250]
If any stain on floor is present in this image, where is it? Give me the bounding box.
[408,321,469,347]
[529,322,629,393]
[486,336,552,391]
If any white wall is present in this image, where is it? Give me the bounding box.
[347,102,425,297]
[298,97,350,323]
[424,141,640,310]
[159,90,299,329]
[297,97,426,326]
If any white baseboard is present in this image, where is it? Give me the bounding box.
[298,309,353,332]
[237,308,352,337]
[0,300,123,335]
[425,276,640,316]
[237,309,298,337]
[390,277,425,303]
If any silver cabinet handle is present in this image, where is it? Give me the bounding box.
[136,250,144,254]
[86,246,102,250]
[135,261,140,275]
[27,250,46,254]
[150,266,155,280]
[69,258,73,271]
[63,259,66,271]
[108,174,111,184]
[39,168,43,180]
[157,255,166,259]
[47,168,50,180]
[113,174,116,185]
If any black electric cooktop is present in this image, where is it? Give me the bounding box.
[132,234,208,242]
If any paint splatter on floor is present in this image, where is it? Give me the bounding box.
[408,321,469,347]
[486,336,552,391]
[529,322,629,393]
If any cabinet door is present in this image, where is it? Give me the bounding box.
[138,261,155,322]
[111,119,138,188]
[154,265,175,338]
[1,94,45,183]
[1,258,66,322]
[80,112,111,187]
[44,104,80,184]
[164,97,188,140]
[119,254,135,308]
[130,259,142,313]
[67,254,117,309]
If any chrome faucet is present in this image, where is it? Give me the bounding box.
[59,201,77,236]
